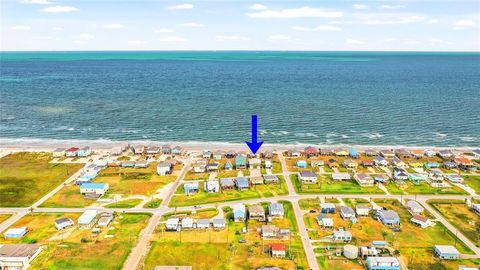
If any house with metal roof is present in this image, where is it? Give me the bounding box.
[54,218,74,230]
[263,174,279,184]
[78,210,97,229]
[366,256,400,270]
[349,148,359,158]
[235,177,250,190]
[373,155,389,167]
[233,204,246,222]
[406,200,424,214]
[0,244,42,270]
[377,210,400,226]
[184,182,199,194]
[320,203,336,214]
[269,203,284,218]
[235,155,247,169]
[80,183,109,196]
[220,178,235,190]
[204,180,220,193]
[434,245,460,260]
[333,229,352,242]
[354,173,374,186]
[224,160,233,170]
[4,227,28,239]
[340,206,356,220]
[296,160,308,169]
[298,171,317,184]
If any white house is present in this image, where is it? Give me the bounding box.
[265,160,272,169]
[406,200,424,215]
[212,218,226,229]
[54,218,74,230]
[204,180,220,193]
[298,171,317,184]
[411,215,433,228]
[356,205,370,216]
[78,210,97,229]
[166,218,180,231]
[157,162,172,176]
[80,183,109,196]
[321,218,334,228]
[196,219,210,229]
[0,244,42,270]
[181,217,194,229]
[472,204,480,215]
[332,173,351,181]
[340,206,356,220]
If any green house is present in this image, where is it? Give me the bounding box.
[235,155,247,169]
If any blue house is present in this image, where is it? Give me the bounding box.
[77,147,92,157]
[378,210,400,226]
[235,155,247,169]
[235,177,250,190]
[224,160,233,170]
[171,146,183,155]
[75,174,95,185]
[349,148,359,158]
[424,162,440,169]
[366,257,400,270]
[296,160,308,169]
[184,182,199,194]
[121,161,136,167]
[4,227,28,239]
[233,204,246,222]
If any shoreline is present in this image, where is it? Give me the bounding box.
[0,137,477,152]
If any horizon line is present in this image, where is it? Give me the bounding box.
[1,49,480,53]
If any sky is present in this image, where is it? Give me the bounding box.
[1,0,480,51]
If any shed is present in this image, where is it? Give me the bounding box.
[4,227,27,239]
[54,218,74,230]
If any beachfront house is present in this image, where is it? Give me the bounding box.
[269,203,284,218]
[377,210,400,226]
[52,148,65,157]
[54,218,74,230]
[161,144,171,154]
[434,245,460,260]
[320,203,336,214]
[333,229,352,242]
[473,149,480,158]
[304,146,319,157]
[366,257,400,270]
[262,151,274,159]
[411,149,425,158]
[0,244,43,270]
[354,173,374,186]
[4,227,28,239]
[235,177,250,190]
[78,210,97,229]
[212,151,223,160]
[204,180,220,193]
[249,204,266,221]
[335,148,349,156]
[340,206,356,220]
[66,147,79,157]
[235,155,247,169]
[356,205,370,216]
[157,162,172,176]
[296,160,308,169]
[455,156,476,171]
[411,215,433,228]
[438,150,454,159]
[146,146,160,155]
[202,150,212,159]
[184,182,199,194]
[365,149,377,156]
[379,149,395,158]
[233,204,246,222]
[80,183,109,197]
[396,149,413,158]
[287,149,302,157]
[270,243,286,258]
[220,178,235,190]
[263,174,279,184]
[406,200,424,214]
[320,148,335,156]
[298,171,317,184]
[77,147,92,157]
[373,155,389,167]
[166,218,180,231]
[349,148,359,158]
[171,146,183,155]
[224,160,233,170]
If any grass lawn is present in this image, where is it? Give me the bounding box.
[0,212,151,269]
[261,155,283,174]
[162,208,219,221]
[317,257,363,270]
[169,177,288,207]
[104,199,143,208]
[41,163,176,208]
[299,198,321,210]
[463,175,480,193]
[143,198,163,208]
[291,174,384,194]
[0,152,84,207]
[0,214,12,224]
[145,201,307,270]
[385,181,467,195]
[428,199,480,247]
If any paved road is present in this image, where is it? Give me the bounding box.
[277,152,297,195]
[122,158,192,270]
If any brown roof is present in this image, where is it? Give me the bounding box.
[249,204,265,215]
[412,215,429,223]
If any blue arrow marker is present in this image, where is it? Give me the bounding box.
[245,114,264,155]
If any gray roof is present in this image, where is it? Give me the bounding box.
[379,210,399,220]
[321,203,336,209]
[341,206,355,215]
[196,219,210,226]
[55,217,73,225]
[0,244,41,257]
[263,174,279,181]
[299,171,316,178]
[220,178,235,186]
[435,245,460,255]
[212,218,226,225]
[236,177,249,187]
[269,203,284,214]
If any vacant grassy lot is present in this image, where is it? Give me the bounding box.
[146,201,308,270]
[428,199,480,247]
[0,152,84,207]
[291,174,384,194]
[105,199,143,208]
[0,212,151,269]
[463,175,480,193]
[317,257,363,270]
[41,163,176,208]
[143,198,162,208]
[0,214,12,225]
[170,177,288,207]
[162,208,219,221]
[385,181,467,195]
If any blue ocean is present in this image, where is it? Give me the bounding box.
[1,51,479,147]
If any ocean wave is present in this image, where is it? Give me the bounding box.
[363,133,384,139]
